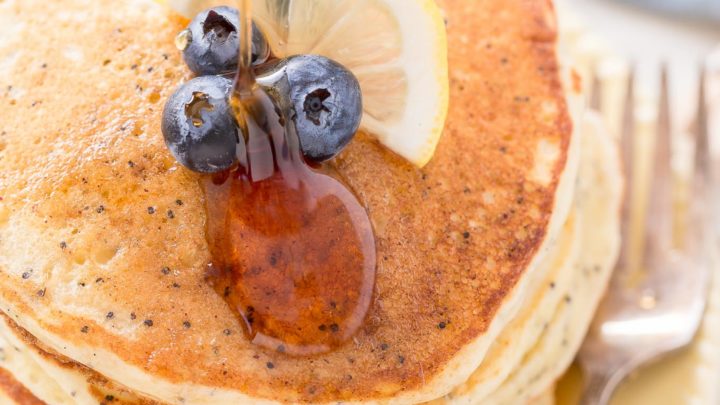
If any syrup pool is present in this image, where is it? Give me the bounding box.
[204,0,376,356]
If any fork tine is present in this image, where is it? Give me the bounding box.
[644,64,673,263]
[690,64,713,243]
[616,68,635,271]
[579,64,713,405]
[694,65,709,184]
[589,70,602,111]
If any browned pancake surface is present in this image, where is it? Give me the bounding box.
[0,314,159,405]
[0,0,570,402]
[0,367,45,405]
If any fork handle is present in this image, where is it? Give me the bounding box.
[579,366,628,405]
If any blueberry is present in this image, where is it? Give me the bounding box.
[258,55,362,162]
[181,6,270,76]
[162,75,239,173]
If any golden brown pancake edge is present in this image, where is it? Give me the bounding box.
[0,0,573,402]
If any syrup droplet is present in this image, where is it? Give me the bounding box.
[175,29,190,51]
[205,89,375,356]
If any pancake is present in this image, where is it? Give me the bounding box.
[0,320,69,404]
[532,388,556,405]
[0,367,44,405]
[0,109,619,405]
[478,111,622,404]
[0,312,158,405]
[420,110,620,404]
[439,210,581,403]
[0,0,578,403]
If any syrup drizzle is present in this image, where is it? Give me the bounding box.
[204,0,376,356]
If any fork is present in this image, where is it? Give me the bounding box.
[577,65,714,405]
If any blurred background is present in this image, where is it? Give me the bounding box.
[557,0,719,137]
[554,1,719,404]
[605,0,720,23]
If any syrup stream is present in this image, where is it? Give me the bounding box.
[204,0,376,356]
[232,0,255,101]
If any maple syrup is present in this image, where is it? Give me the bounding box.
[204,0,376,356]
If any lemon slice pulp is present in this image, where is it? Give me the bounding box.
[167,0,449,167]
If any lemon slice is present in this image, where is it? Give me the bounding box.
[166,0,449,167]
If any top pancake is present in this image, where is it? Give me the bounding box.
[0,0,573,403]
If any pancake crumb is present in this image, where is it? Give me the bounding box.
[80,326,89,333]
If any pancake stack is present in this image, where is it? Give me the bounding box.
[0,0,622,403]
